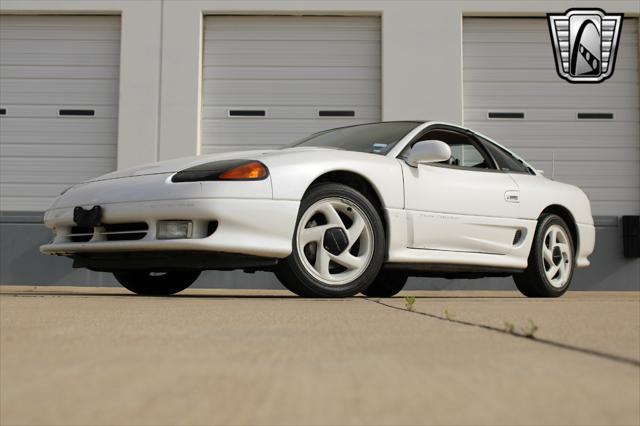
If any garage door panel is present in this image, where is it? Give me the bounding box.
[514,147,640,163]
[465,82,637,99]
[0,28,120,41]
[202,106,380,120]
[0,15,119,28]
[1,106,118,119]
[1,38,120,54]
[0,15,120,212]
[204,92,378,107]
[1,197,63,212]
[466,134,639,150]
[204,53,379,68]
[203,118,371,132]
[463,32,639,45]
[557,176,640,190]
[582,187,640,202]
[464,68,640,84]
[0,131,116,145]
[526,161,639,176]
[2,183,72,199]
[463,39,637,57]
[202,16,380,153]
[1,118,118,134]
[464,54,638,71]
[205,16,379,30]
[205,29,380,42]
[464,95,637,109]
[0,50,120,67]
[465,122,638,139]
[0,143,116,159]
[203,82,378,105]
[0,157,115,184]
[465,108,639,123]
[1,79,119,105]
[463,18,639,216]
[0,65,119,80]
[464,20,638,42]
[590,201,639,217]
[205,39,380,55]
[204,66,381,81]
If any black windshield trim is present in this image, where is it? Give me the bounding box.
[282,120,425,156]
[290,120,425,143]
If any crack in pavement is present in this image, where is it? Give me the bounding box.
[364,298,640,369]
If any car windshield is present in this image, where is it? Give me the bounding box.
[288,122,421,155]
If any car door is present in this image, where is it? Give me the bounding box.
[401,127,522,255]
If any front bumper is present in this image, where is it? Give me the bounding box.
[40,197,300,259]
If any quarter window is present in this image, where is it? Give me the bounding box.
[479,136,532,174]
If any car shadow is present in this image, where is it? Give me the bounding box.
[0,288,523,299]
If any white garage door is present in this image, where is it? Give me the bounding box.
[0,15,120,212]
[463,18,639,216]
[201,16,381,154]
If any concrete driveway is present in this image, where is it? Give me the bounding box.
[1,286,638,426]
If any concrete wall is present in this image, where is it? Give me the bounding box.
[1,0,639,289]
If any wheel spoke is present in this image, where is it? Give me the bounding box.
[549,228,558,246]
[346,215,365,248]
[558,259,567,277]
[327,251,364,271]
[543,246,554,264]
[546,264,560,281]
[318,203,344,227]
[299,225,330,246]
[314,247,332,280]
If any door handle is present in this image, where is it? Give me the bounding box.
[505,190,520,203]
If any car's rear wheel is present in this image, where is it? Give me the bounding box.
[275,183,385,297]
[113,270,200,295]
[513,214,575,297]
[361,270,408,297]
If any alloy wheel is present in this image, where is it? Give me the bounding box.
[295,197,374,285]
[542,224,572,288]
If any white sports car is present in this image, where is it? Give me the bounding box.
[41,121,595,298]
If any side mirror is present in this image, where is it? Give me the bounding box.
[406,140,452,167]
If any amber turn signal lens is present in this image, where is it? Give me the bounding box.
[218,161,268,180]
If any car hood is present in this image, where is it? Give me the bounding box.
[87,147,337,182]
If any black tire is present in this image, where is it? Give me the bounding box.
[361,270,408,297]
[113,270,200,295]
[275,183,386,298]
[513,214,575,298]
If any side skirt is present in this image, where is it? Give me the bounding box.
[384,262,523,279]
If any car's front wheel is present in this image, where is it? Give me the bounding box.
[513,214,575,297]
[113,270,200,295]
[275,183,385,297]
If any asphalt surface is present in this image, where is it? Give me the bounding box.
[1,286,638,426]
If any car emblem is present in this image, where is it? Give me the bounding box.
[547,8,623,83]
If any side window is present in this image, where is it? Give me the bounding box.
[448,142,487,168]
[479,137,531,174]
[406,129,493,169]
